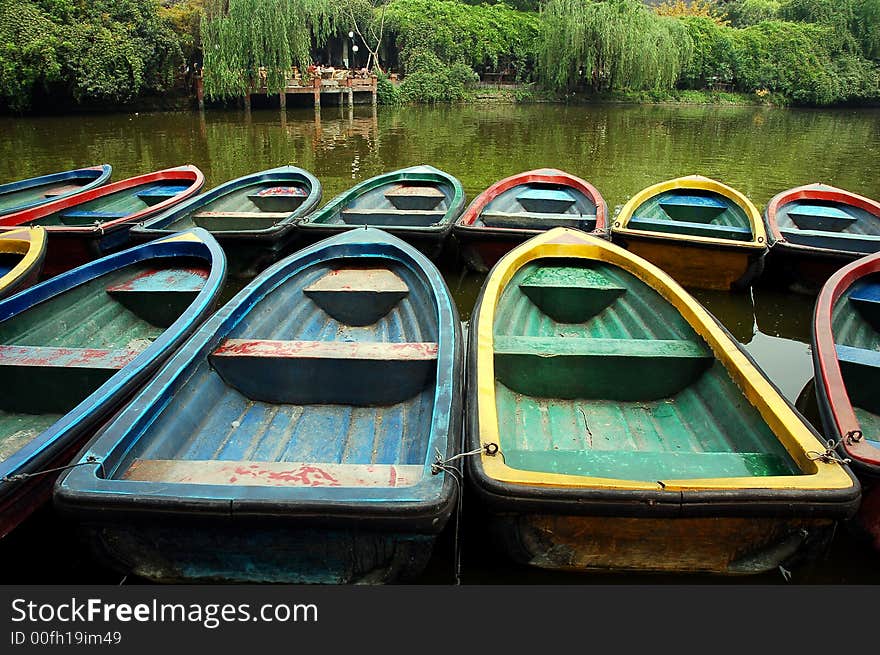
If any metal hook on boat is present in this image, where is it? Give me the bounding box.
[845,429,863,444]
[806,438,851,465]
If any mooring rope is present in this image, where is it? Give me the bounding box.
[845,429,863,445]
[806,438,851,465]
[1,455,103,483]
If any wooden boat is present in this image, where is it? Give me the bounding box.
[55,227,463,583]
[297,165,465,259]
[0,166,204,277]
[813,252,880,551]
[0,228,47,299]
[131,166,322,278]
[0,228,226,539]
[611,175,766,291]
[0,165,112,217]
[453,168,608,272]
[764,183,880,290]
[466,228,858,574]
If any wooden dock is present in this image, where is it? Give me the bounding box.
[195,73,378,110]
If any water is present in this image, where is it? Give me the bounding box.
[1,103,878,583]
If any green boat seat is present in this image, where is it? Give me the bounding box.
[43,184,85,199]
[515,188,577,213]
[339,208,445,227]
[209,339,438,405]
[494,335,712,400]
[848,283,880,330]
[501,449,795,480]
[628,216,752,241]
[481,211,596,231]
[835,344,880,414]
[384,185,446,211]
[778,228,880,253]
[192,211,289,231]
[788,204,856,232]
[247,186,308,212]
[106,267,208,328]
[304,267,409,325]
[58,209,130,226]
[518,266,625,323]
[136,185,191,206]
[0,343,144,413]
[123,459,424,488]
[659,193,727,222]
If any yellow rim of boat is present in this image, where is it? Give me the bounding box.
[613,175,766,249]
[0,227,47,294]
[475,228,852,492]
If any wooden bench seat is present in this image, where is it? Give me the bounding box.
[788,204,856,232]
[628,216,752,241]
[481,210,596,231]
[247,186,308,212]
[384,185,445,211]
[192,211,290,231]
[835,344,880,414]
[136,185,191,206]
[122,459,423,488]
[778,228,880,253]
[518,266,625,323]
[848,283,880,329]
[0,344,144,413]
[106,267,208,327]
[658,193,728,222]
[340,208,445,227]
[210,339,438,405]
[43,184,86,199]
[515,188,577,213]
[494,335,712,400]
[304,268,409,325]
[58,209,130,226]
[502,449,793,479]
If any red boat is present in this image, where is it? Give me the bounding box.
[764,183,880,290]
[453,169,607,271]
[813,252,880,550]
[0,166,204,277]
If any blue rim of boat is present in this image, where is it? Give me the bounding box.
[56,227,461,531]
[0,228,227,498]
[0,165,113,217]
[131,166,322,240]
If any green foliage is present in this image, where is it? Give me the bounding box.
[679,16,736,86]
[537,0,692,93]
[160,0,207,63]
[398,50,478,102]
[722,0,781,26]
[0,1,61,111]
[376,70,401,104]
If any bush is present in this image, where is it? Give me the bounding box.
[375,70,401,105]
[398,50,478,103]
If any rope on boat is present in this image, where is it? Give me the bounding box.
[430,442,497,475]
[845,429,863,445]
[0,455,103,483]
[806,438,851,465]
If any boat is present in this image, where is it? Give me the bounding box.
[0,166,205,277]
[764,183,880,291]
[466,228,859,574]
[0,228,47,299]
[0,228,226,539]
[131,166,322,278]
[297,165,465,259]
[55,227,463,583]
[812,252,880,551]
[0,165,112,217]
[453,168,608,272]
[611,175,766,291]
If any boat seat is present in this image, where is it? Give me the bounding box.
[658,193,727,222]
[122,459,423,488]
[384,185,446,211]
[835,344,880,414]
[494,335,712,400]
[304,267,409,325]
[778,229,880,253]
[209,339,438,405]
[501,449,794,479]
[43,184,85,199]
[136,184,191,206]
[192,211,289,231]
[788,204,856,232]
[481,211,596,231]
[516,188,577,213]
[848,283,880,330]
[518,266,625,323]
[106,267,208,327]
[0,343,144,413]
[627,216,752,241]
[340,208,445,227]
[58,210,130,226]
[247,186,308,212]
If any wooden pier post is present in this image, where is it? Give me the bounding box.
[243,93,251,112]
[196,76,204,111]
[279,91,286,109]
[371,75,378,106]
[313,77,321,108]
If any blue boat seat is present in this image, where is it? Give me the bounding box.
[106,267,208,328]
[518,266,625,323]
[58,209,130,226]
[628,216,752,241]
[847,283,880,330]
[494,335,712,400]
[0,343,144,413]
[659,193,727,222]
[210,339,438,405]
[836,344,880,413]
[340,208,445,227]
[481,211,596,231]
[788,204,856,232]
[778,228,880,254]
[515,188,577,213]
[304,267,409,325]
[136,185,190,206]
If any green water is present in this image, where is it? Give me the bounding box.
[1,103,878,583]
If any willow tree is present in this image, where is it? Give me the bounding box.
[201,0,340,99]
[537,0,692,93]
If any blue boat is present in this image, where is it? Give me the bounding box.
[0,165,112,217]
[131,166,322,278]
[0,229,226,539]
[55,227,463,583]
[297,165,466,259]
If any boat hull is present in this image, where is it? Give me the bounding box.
[0,165,112,217]
[0,228,47,298]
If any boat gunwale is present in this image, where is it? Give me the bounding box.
[54,227,461,531]
[465,228,858,517]
[0,165,113,217]
[0,227,47,298]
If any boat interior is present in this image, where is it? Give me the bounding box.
[325,181,454,227]
[478,184,598,231]
[775,198,880,252]
[627,189,753,241]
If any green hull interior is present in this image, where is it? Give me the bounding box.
[628,189,753,242]
[492,260,799,481]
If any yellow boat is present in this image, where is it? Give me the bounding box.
[0,227,47,299]
[465,228,859,574]
[612,175,766,291]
